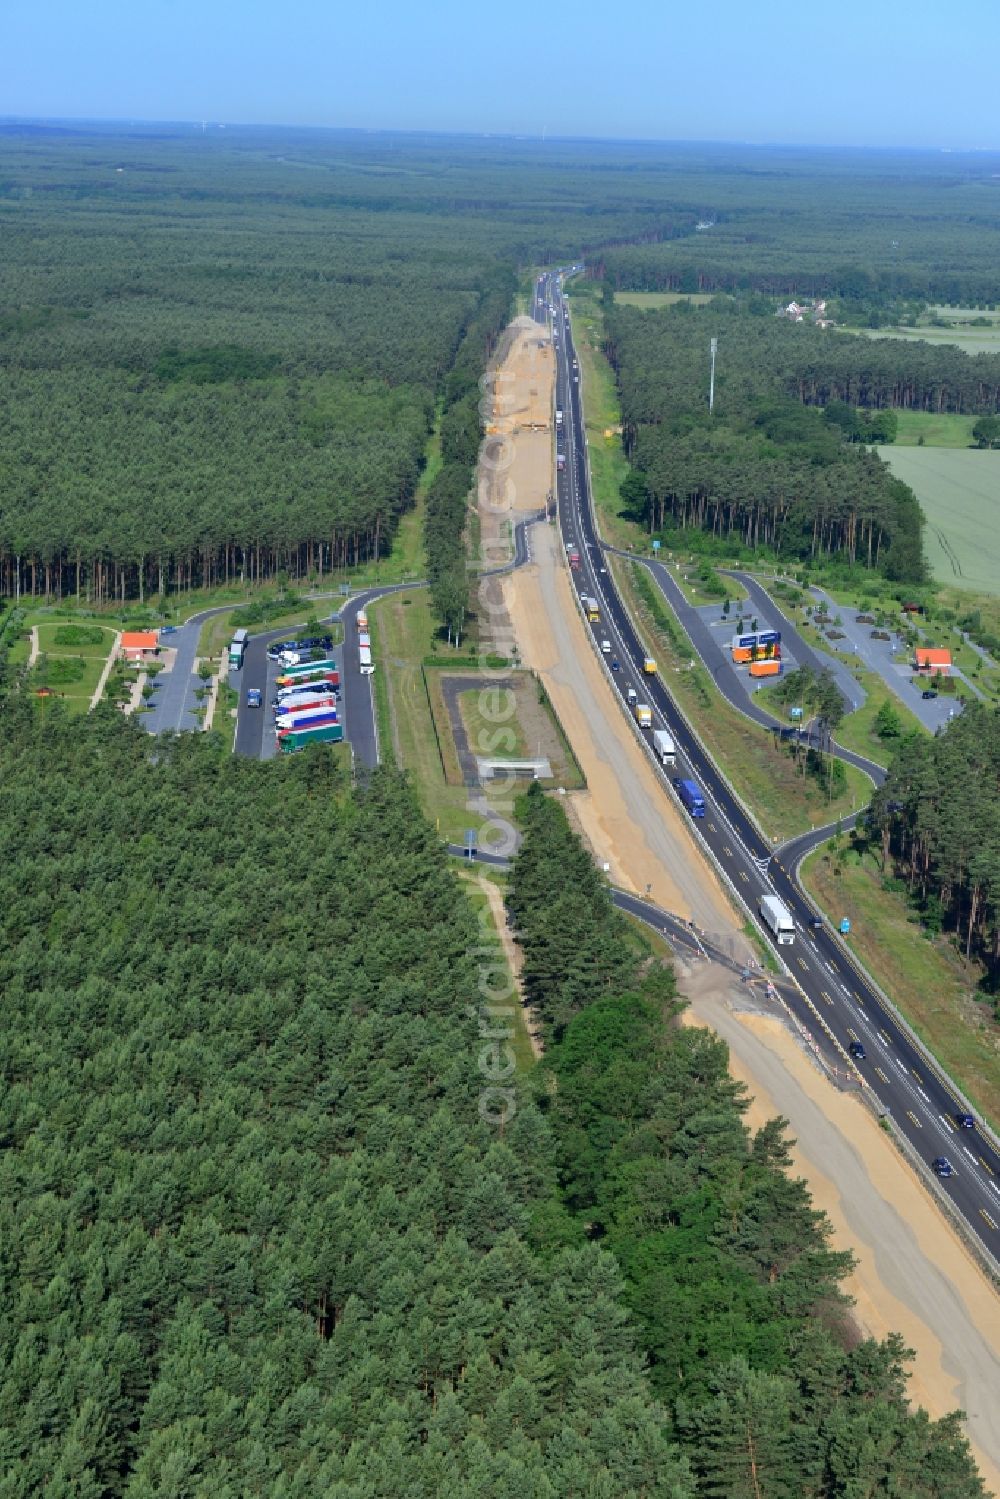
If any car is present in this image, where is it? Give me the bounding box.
[611,658,621,671]
[599,566,607,574]
[932,1157,954,1178]
[246,688,262,709]
[956,1113,975,1129]
[921,689,937,700]
[848,1040,866,1060]
[160,624,177,636]
[626,686,637,703]
[600,639,611,653]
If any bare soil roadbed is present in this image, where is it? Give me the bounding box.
[504,524,743,948]
[681,966,1000,1493]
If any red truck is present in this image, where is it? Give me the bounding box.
[568,549,581,571]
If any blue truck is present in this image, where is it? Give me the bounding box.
[674,778,706,817]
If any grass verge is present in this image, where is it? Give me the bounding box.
[800,842,1000,1132]
[370,588,511,848]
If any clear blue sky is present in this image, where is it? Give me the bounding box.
[3,0,995,149]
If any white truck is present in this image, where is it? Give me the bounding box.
[759,894,795,946]
[652,728,676,765]
[555,408,564,426]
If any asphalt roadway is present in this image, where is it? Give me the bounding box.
[540,268,1000,1270]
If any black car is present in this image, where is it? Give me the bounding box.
[956,1113,975,1130]
[921,689,937,700]
[848,1040,866,1060]
[932,1157,954,1178]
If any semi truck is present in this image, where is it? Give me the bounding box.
[359,645,374,675]
[652,728,676,765]
[278,722,344,753]
[555,408,563,426]
[228,628,249,669]
[273,695,337,720]
[556,453,566,472]
[356,610,368,631]
[759,894,795,945]
[275,660,338,686]
[643,657,657,675]
[633,702,652,728]
[675,778,706,817]
[276,676,338,702]
[275,705,339,732]
[584,596,600,622]
[568,550,581,571]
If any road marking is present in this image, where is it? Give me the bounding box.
[911,1067,923,1084]
[940,1115,956,1133]
[707,822,717,832]
[853,989,865,1004]
[797,957,808,972]
[739,870,749,883]
[918,1087,931,1103]
[875,1066,890,1084]
[964,1146,978,1163]
[821,991,834,1006]
[980,1156,994,1175]
[723,845,733,858]
[828,959,839,971]
[906,1110,922,1128]
[979,1209,998,1231]
[879,1029,892,1047]
[847,1027,858,1041]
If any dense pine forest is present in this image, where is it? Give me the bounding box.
[0,698,985,1495]
[0,126,677,603]
[510,786,986,1497]
[0,706,691,1494]
[5,129,1000,603]
[591,142,1000,308]
[603,299,928,576]
[870,703,1000,1001]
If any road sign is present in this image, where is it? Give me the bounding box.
[652,539,661,552]
[790,706,803,721]
[840,918,851,934]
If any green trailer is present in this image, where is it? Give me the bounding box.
[278,722,344,753]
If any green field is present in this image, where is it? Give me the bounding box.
[614,291,718,308]
[891,409,977,447]
[857,323,1000,356]
[878,446,1000,593]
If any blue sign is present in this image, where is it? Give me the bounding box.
[757,630,781,645]
[652,539,661,552]
[839,918,851,935]
[790,706,803,721]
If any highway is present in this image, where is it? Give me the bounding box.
[540,269,1000,1268]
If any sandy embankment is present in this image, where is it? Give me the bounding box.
[682,967,1000,1493]
[482,319,1000,1492]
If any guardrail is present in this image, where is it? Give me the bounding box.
[856,1077,1000,1288]
[791,844,1000,1166]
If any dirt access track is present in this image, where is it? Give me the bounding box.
[482,316,1000,1490]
